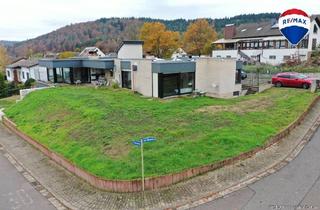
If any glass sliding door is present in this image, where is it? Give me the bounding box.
[56,68,64,83]
[162,74,179,97]
[63,68,71,83]
[48,68,54,82]
[180,72,195,94]
[122,71,132,89]
[158,72,195,98]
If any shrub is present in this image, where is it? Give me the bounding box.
[111,82,119,89]
[24,78,36,89]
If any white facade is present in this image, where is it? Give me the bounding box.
[213,48,309,65]
[118,44,143,59]
[196,58,242,98]
[213,18,320,65]
[6,64,48,83]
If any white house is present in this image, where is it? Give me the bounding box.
[6,59,48,83]
[39,41,243,99]
[212,15,320,65]
[171,48,188,59]
[79,47,106,57]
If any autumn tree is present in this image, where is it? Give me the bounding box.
[140,22,180,58]
[183,19,217,56]
[0,46,10,73]
[58,51,77,59]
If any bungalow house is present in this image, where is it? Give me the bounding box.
[39,41,242,98]
[212,15,320,65]
[6,58,48,83]
[79,47,106,57]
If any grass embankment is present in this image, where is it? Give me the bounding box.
[4,87,318,179]
[0,96,18,109]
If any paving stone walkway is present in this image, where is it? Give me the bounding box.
[0,101,319,210]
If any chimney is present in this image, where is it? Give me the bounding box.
[224,24,236,39]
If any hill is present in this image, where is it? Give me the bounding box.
[0,40,19,48]
[8,13,279,57]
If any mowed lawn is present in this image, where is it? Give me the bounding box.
[0,96,19,109]
[4,87,318,180]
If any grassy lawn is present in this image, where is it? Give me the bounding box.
[0,96,18,109]
[4,87,318,180]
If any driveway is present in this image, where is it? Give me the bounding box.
[0,147,56,210]
[192,127,320,210]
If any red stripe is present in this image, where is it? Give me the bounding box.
[280,9,309,17]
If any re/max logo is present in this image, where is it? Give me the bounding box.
[283,18,307,25]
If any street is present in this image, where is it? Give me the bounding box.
[192,127,320,210]
[0,147,56,210]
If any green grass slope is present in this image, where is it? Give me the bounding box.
[4,87,318,179]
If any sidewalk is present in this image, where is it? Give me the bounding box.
[0,101,319,210]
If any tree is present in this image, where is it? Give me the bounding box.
[0,46,10,73]
[183,19,218,56]
[58,51,77,59]
[140,22,180,58]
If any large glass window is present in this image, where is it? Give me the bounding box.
[63,68,71,83]
[159,72,195,98]
[56,68,63,83]
[48,68,54,82]
[180,73,195,94]
[162,74,179,97]
[122,71,132,89]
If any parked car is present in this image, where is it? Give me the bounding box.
[272,72,317,89]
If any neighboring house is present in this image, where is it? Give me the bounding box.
[39,41,242,98]
[171,48,188,59]
[79,47,106,57]
[6,59,48,83]
[212,15,320,65]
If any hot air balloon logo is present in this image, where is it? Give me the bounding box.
[279,9,311,46]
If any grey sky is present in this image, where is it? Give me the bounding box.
[0,0,318,41]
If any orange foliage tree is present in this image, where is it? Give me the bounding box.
[183,19,217,56]
[140,22,180,58]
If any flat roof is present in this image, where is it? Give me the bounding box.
[39,58,114,69]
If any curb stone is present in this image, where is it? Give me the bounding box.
[0,143,69,210]
[173,116,320,210]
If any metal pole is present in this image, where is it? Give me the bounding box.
[141,139,145,191]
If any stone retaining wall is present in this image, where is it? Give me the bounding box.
[2,95,320,192]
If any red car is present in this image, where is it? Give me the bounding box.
[272,72,317,89]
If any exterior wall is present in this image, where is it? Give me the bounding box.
[131,59,153,97]
[113,59,122,86]
[196,58,241,98]
[212,50,238,59]
[212,48,309,65]
[29,65,48,82]
[152,73,158,98]
[308,20,320,51]
[114,58,153,97]
[6,68,14,82]
[118,44,143,59]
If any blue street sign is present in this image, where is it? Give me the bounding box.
[132,137,156,146]
[142,137,156,143]
[132,141,141,146]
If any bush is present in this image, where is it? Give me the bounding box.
[111,82,119,89]
[24,78,36,89]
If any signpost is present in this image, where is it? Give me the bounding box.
[132,137,156,191]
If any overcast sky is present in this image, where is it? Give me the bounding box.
[0,0,318,41]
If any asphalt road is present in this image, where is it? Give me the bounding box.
[193,127,320,210]
[0,149,56,210]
